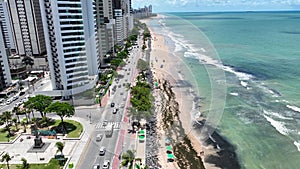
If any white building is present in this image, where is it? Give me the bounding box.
[114,9,124,45]
[40,0,98,97]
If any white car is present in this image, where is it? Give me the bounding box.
[99,147,106,155]
[6,99,12,105]
[102,160,110,169]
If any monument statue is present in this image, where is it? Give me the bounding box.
[33,131,45,148]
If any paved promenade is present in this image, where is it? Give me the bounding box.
[0,116,93,169]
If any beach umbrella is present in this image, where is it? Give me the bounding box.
[138,130,145,135]
[139,135,145,140]
[166,146,173,151]
[167,154,175,162]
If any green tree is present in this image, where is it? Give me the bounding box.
[18,157,29,169]
[120,150,135,169]
[12,107,22,122]
[56,142,64,155]
[110,58,123,69]
[45,102,75,133]
[31,117,37,129]
[23,95,52,117]
[12,118,18,130]
[2,111,12,136]
[117,51,128,59]
[1,153,12,169]
[137,59,149,72]
[20,121,26,133]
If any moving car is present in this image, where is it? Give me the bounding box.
[96,134,103,142]
[111,102,115,107]
[112,108,118,114]
[102,160,110,169]
[99,146,106,156]
[92,164,100,169]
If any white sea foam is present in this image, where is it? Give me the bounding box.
[240,81,248,87]
[286,105,300,113]
[160,20,254,82]
[263,110,293,120]
[230,92,239,96]
[222,65,253,80]
[293,141,300,152]
[263,115,290,136]
[282,100,289,103]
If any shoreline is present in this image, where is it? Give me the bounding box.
[144,16,241,169]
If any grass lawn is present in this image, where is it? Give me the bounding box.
[0,128,18,142]
[52,120,83,138]
[0,159,64,169]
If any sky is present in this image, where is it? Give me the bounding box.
[132,0,300,12]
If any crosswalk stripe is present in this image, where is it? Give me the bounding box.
[95,122,121,129]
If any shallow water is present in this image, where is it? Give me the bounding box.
[147,11,300,169]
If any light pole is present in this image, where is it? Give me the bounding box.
[89,112,92,124]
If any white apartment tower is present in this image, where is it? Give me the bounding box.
[7,0,46,57]
[114,9,123,44]
[40,0,98,96]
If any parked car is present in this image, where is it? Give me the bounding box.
[102,160,110,169]
[99,147,106,156]
[111,102,115,107]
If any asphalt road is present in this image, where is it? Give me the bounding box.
[78,40,143,169]
[0,38,143,169]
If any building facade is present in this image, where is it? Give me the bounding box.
[0,25,12,90]
[7,0,46,57]
[0,0,15,52]
[40,0,98,96]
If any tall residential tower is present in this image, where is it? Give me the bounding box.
[7,0,46,57]
[40,0,98,97]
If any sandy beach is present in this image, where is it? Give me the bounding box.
[144,19,221,169]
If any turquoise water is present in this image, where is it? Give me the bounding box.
[148,11,300,169]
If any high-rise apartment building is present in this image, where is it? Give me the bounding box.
[95,0,115,61]
[7,0,46,57]
[40,0,98,96]
[0,25,12,90]
[0,0,15,52]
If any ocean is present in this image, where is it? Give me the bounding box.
[147,11,300,169]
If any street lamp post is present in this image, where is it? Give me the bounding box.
[89,112,92,124]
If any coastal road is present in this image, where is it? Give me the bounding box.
[78,43,142,169]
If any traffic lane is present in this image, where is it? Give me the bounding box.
[95,128,119,169]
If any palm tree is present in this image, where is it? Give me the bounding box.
[12,107,21,122]
[20,121,26,133]
[120,150,135,169]
[45,102,75,134]
[1,153,12,169]
[12,118,18,130]
[19,157,29,169]
[31,117,37,129]
[2,111,12,136]
[55,142,64,155]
